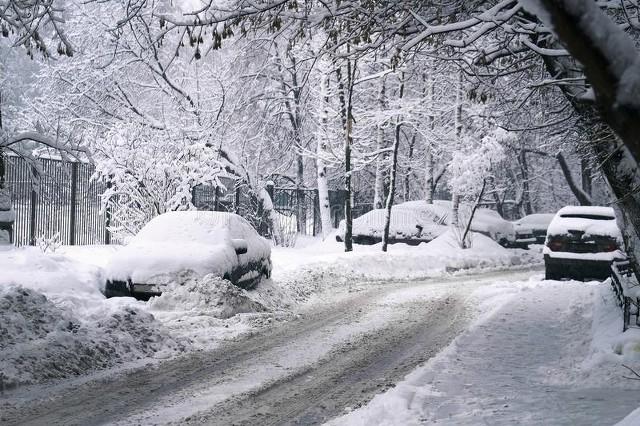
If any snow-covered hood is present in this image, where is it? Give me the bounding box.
[105,241,238,284]
[513,214,554,234]
[471,212,515,242]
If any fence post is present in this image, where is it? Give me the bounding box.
[69,162,78,245]
[104,181,112,245]
[29,166,37,246]
[234,184,241,214]
[266,181,274,201]
[313,189,319,236]
[191,186,197,208]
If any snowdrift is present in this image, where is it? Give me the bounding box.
[1,230,540,388]
[0,248,184,388]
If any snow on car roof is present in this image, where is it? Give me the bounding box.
[557,206,616,219]
[135,211,251,243]
[515,213,555,227]
[350,208,447,239]
[397,199,513,234]
[547,206,621,239]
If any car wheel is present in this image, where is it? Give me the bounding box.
[260,265,270,279]
[545,266,561,281]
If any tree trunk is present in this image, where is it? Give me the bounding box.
[531,6,640,271]
[373,77,387,209]
[461,179,488,249]
[581,158,593,197]
[556,151,593,206]
[519,147,533,215]
[382,120,402,252]
[451,193,460,227]
[424,71,435,204]
[404,132,416,201]
[451,72,463,227]
[535,0,640,163]
[316,73,332,239]
[425,147,434,204]
[382,76,405,252]
[337,60,353,252]
[296,154,306,234]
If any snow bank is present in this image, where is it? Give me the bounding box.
[587,281,640,377]
[331,277,640,425]
[149,275,267,319]
[0,248,185,388]
[269,230,539,308]
[0,229,539,389]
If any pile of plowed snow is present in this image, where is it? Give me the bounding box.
[0,248,185,388]
[1,229,541,388]
[269,230,540,306]
[150,275,267,318]
[147,276,271,348]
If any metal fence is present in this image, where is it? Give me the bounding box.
[5,155,365,246]
[6,156,108,246]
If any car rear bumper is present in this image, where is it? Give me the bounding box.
[544,255,612,280]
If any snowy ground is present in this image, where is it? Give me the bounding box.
[0,230,538,389]
[1,269,537,425]
[330,278,640,426]
[2,230,640,424]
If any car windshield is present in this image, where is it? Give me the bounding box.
[559,214,614,220]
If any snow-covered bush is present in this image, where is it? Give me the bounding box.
[35,232,61,253]
[93,125,230,240]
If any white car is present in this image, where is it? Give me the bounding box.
[512,213,555,248]
[104,211,272,299]
[336,207,448,245]
[544,206,625,281]
[398,200,516,247]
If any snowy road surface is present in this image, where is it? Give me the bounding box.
[2,267,636,425]
[1,268,532,425]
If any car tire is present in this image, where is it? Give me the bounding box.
[261,266,271,279]
[545,266,561,281]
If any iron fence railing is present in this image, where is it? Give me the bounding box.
[5,155,364,246]
[6,156,108,246]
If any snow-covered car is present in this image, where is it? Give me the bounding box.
[398,200,516,247]
[544,206,625,281]
[104,211,272,299]
[512,213,555,248]
[335,207,448,245]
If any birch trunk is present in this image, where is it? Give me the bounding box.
[424,147,434,204]
[382,118,402,252]
[424,71,435,204]
[404,132,416,201]
[373,78,387,209]
[316,73,332,239]
[337,59,353,252]
[382,76,404,252]
[451,193,460,227]
[451,73,463,227]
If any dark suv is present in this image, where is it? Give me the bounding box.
[544,206,625,281]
